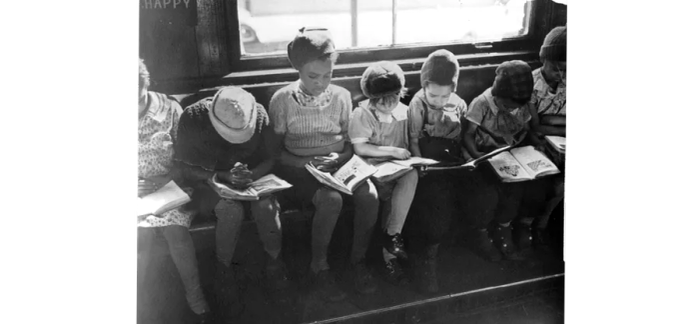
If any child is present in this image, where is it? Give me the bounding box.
[349,61,418,285]
[174,86,287,320]
[268,27,379,301]
[137,59,211,322]
[463,60,539,260]
[526,26,567,246]
[404,49,499,293]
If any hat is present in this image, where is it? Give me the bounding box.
[208,87,258,144]
[491,60,533,104]
[360,61,405,99]
[540,26,566,62]
[287,27,336,70]
[420,49,459,88]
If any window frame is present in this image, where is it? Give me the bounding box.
[224,0,547,72]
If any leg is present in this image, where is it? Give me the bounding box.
[215,199,246,267]
[350,180,380,294]
[385,170,418,236]
[251,195,289,290]
[310,187,343,273]
[250,196,282,260]
[350,180,380,264]
[535,175,565,230]
[162,225,210,315]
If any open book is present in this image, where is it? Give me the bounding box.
[136,180,191,217]
[371,157,439,183]
[305,154,378,195]
[423,146,512,172]
[208,174,292,201]
[488,146,560,182]
[545,136,566,154]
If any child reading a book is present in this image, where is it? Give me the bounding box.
[463,60,541,260]
[404,49,500,292]
[349,61,418,285]
[136,59,211,322]
[525,26,567,247]
[268,27,379,301]
[173,86,287,320]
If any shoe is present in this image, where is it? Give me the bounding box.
[472,229,502,262]
[383,232,408,260]
[266,257,290,291]
[213,262,242,319]
[352,261,378,295]
[311,270,347,302]
[513,224,533,250]
[383,258,409,286]
[492,224,525,261]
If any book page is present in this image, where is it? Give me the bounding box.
[248,174,292,196]
[545,136,566,153]
[209,175,259,200]
[372,162,412,182]
[332,155,378,190]
[510,146,560,178]
[488,151,533,182]
[305,164,352,195]
[392,157,440,167]
[137,181,191,216]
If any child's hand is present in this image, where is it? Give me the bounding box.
[391,148,412,160]
[311,153,340,173]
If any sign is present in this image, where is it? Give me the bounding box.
[140,0,198,26]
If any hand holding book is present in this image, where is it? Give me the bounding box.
[310,152,341,173]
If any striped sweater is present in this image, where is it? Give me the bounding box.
[269,81,352,156]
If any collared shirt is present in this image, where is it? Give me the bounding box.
[465,88,531,151]
[407,88,468,141]
[348,100,410,149]
[531,67,566,116]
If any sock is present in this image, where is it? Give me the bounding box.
[383,248,396,263]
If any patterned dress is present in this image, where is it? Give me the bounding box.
[137,91,195,228]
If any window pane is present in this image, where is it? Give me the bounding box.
[238,0,531,57]
[395,0,532,45]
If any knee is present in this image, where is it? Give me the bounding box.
[355,180,379,201]
[252,196,280,215]
[552,179,565,197]
[163,225,191,244]
[313,188,343,208]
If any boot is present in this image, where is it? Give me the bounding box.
[492,224,525,261]
[352,260,378,295]
[383,231,409,260]
[472,228,502,262]
[383,258,409,286]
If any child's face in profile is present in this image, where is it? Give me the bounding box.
[424,83,453,109]
[542,60,567,84]
[299,59,333,96]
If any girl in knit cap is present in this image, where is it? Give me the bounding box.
[268,27,379,301]
[404,49,500,293]
[463,60,541,261]
[525,26,567,248]
[137,59,211,323]
[349,61,418,286]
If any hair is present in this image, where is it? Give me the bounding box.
[139,58,151,90]
[307,52,339,67]
[368,87,407,108]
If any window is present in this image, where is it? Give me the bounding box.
[230,0,538,73]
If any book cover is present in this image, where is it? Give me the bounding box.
[306,155,378,195]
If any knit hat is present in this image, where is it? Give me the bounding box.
[491,60,533,104]
[360,61,405,99]
[540,26,566,62]
[420,49,460,88]
[209,87,258,144]
[287,27,336,70]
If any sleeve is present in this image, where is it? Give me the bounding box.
[268,91,288,135]
[464,95,488,126]
[338,90,352,142]
[170,101,183,143]
[348,107,373,144]
[521,103,532,124]
[256,106,278,162]
[407,97,425,139]
[173,104,218,171]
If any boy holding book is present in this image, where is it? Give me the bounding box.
[174,86,287,320]
[404,49,500,293]
[268,27,379,301]
[349,61,418,285]
[463,60,541,260]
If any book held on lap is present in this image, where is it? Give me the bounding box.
[136,180,191,217]
[423,146,512,171]
[305,154,377,195]
[371,157,440,182]
[209,174,292,201]
[488,146,560,182]
[544,136,566,154]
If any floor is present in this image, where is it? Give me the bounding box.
[137,203,565,324]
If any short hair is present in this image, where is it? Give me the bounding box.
[368,87,407,108]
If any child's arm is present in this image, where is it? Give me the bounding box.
[528,103,566,137]
[407,100,424,157]
[463,121,484,159]
[409,137,422,157]
[353,143,411,160]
